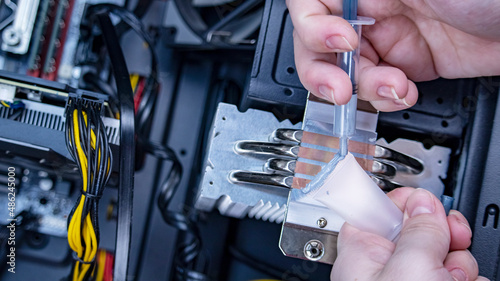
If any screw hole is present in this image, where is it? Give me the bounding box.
[441,120,448,128]
[209,181,214,185]
[284,88,292,96]
[436,97,443,104]
[403,112,410,120]
[438,160,442,164]
[180,149,187,156]
[222,116,226,121]
[286,67,295,74]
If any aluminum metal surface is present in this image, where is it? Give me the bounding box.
[279,221,338,264]
[195,103,300,222]
[376,138,451,197]
[0,99,120,145]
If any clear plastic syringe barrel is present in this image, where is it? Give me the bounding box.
[334,18,375,155]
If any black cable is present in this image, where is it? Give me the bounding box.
[94,12,136,281]
[115,0,155,36]
[228,246,306,281]
[145,137,211,281]
[86,4,159,136]
[228,246,285,279]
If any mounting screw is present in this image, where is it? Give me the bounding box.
[304,240,325,261]
[317,217,327,228]
[3,28,20,46]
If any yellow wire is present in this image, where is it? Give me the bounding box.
[78,264,91,281]
[73,261,79,281]
[96,250,106,281]
[0,101,9,108]
[69,111,87,257]
[68,109,101,281]
[130,74,140,92]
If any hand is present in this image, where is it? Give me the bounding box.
[331,188,489,281]
[286,0,500,111]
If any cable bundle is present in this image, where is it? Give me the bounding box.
[91,249,114,281]
[65,97,113,281]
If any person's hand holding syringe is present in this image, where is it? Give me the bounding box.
[299,0,403,242]
[287,0,500,279]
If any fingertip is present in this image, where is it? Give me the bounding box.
[448,210,473,251]
[445,250,480,281]
[406,188,437,218]
[386,187,416,212]
[296,15,359,53]
[301,63,352,105]
[392,189,450,262]
[449,210,473,237]
[403,80,419,106]
[450,268,468,281]
[369,79,419,112]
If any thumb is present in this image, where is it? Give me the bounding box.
[381,189,451,279]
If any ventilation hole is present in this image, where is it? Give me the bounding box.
[47,114,54,129]
[403,112,410,120]
[441,120,448,128]
[284,88,292,96]
[32,110,39,125]
[26,109,33,124]
[286,67,295,74]
[436,97,443,104]
[40,112,47,127]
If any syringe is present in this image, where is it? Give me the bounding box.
[299,0,363,193]
[336,0,359,156]
[296,0,403,242]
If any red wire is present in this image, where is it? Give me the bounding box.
[104,251,114,281]
[133,77,146,113]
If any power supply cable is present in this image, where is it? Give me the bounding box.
[86,4,159,139]
[65,97,112,281]
[94,12,136,281]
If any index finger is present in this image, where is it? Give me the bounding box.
[286,0,359,53]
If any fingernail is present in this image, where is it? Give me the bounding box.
[319,85,337,104]
[450,268,467,281]
[326,35,354,52]
[377,86,399,99]
[394,97,411,107]
[460,221,473,237]
[448,211,473,237]
[409,189,435,217]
